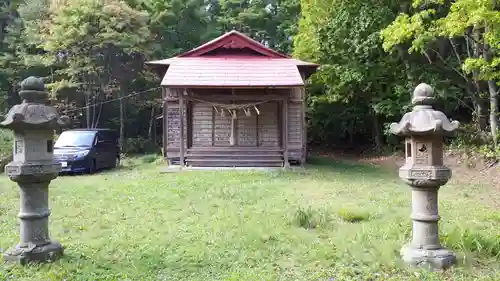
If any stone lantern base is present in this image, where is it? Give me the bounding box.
[3,160,64,265]
[401,244,457,271]
[3,241,63,265]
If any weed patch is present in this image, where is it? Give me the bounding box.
[338,208,371,223]
[292,206,330,229]
[443,228,500,258]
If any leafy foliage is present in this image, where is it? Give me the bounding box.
[139,0,213,58]
[380,0,500,151]
[381,0,500,82]
[295,0,415,149]
[0,0,497,154]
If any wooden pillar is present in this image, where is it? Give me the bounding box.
[162,87,167,159]
[211,106,215,146]
[255,111,259,147]
[301,87,307,166]
[179,89,185,166]
[282,98,289,168]
[187,100,193,148]
[300,74,307,166]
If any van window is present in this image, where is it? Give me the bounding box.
[99,131,117,143]
[55,131,96,148]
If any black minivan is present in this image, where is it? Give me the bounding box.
[54,129,120,174]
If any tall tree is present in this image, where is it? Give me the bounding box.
[212,0,299,54]
[0,0,53,111]
[40,0,152,148]
[138,0,213,58]
[294,0,411,149]
[381,0,500,146]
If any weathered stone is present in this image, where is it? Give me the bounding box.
[390,84,459,137]
[401,245,456,271]
[1,76,68,265]
[390,83,459,271]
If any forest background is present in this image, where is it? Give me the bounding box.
[0,0,498,161]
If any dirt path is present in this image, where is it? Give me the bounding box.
[361,153,499,188]
[316,150,500,209]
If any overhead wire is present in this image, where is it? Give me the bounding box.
[61,87,161,114]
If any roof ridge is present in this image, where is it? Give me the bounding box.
[177,31,289,58]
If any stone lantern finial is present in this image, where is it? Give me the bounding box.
[19,76,48,103]
[0,77,70,131]
[390,83,459,271]
[412,83,435,105]
[390,83,459,137]
[2,76,68,265]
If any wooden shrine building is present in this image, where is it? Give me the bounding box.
[146,31,319,167]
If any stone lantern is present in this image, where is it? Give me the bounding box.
[1,76,69,265]
[390,83,460,270]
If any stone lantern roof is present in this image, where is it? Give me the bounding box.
[390,83,460,137]
[0,76,69,130]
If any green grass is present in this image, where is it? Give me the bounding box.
[0,157,499,280]
[0,129,13,167]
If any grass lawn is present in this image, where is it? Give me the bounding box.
[0,157,499,281]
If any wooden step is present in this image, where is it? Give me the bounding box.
[187,147,283,153]
[182,147,286,167]
[186,159,283,167]
[187,151,282,157]
[186,154,282,158]
[187,159,282,163]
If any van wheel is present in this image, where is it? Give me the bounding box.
[89,159,96,174]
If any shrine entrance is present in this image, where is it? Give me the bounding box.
[145,30,319,167]
[188,94,280,148]
[182,88,287,167]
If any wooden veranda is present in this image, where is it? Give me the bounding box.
[146,31,319,167]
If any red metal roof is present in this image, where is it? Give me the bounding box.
[177,30,289,58]
[159,56,305,88]
[145,30,320,88]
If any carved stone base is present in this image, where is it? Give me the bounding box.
[3,241,63,265]
[401,244,456,271]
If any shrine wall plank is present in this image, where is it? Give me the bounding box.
[258,101,280,147]
[287,88,306,161]
[213,108,232,146]
[191,102,213,146]
[288,102,302,145]
[164,88,187,159]
[237,105,257,146]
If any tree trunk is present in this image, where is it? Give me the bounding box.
[148,106,155,140]
[91,94,96,128]
[395,3,416,90]
[470,31,487,131]
[488,0,498,146]
[470,83,487,131]
[119,85,126,151]
[475,96,487,131]
[372,112,383,152]
[484,29,498,147]
[396,45,415,89]
[85,82,91,128]
[488,80,498,146]
[0,1,15,43]
[94,102,103,128]
[7,85,20,107]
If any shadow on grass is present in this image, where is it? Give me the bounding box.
[305,156,387,177]
[0,249,171,280]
